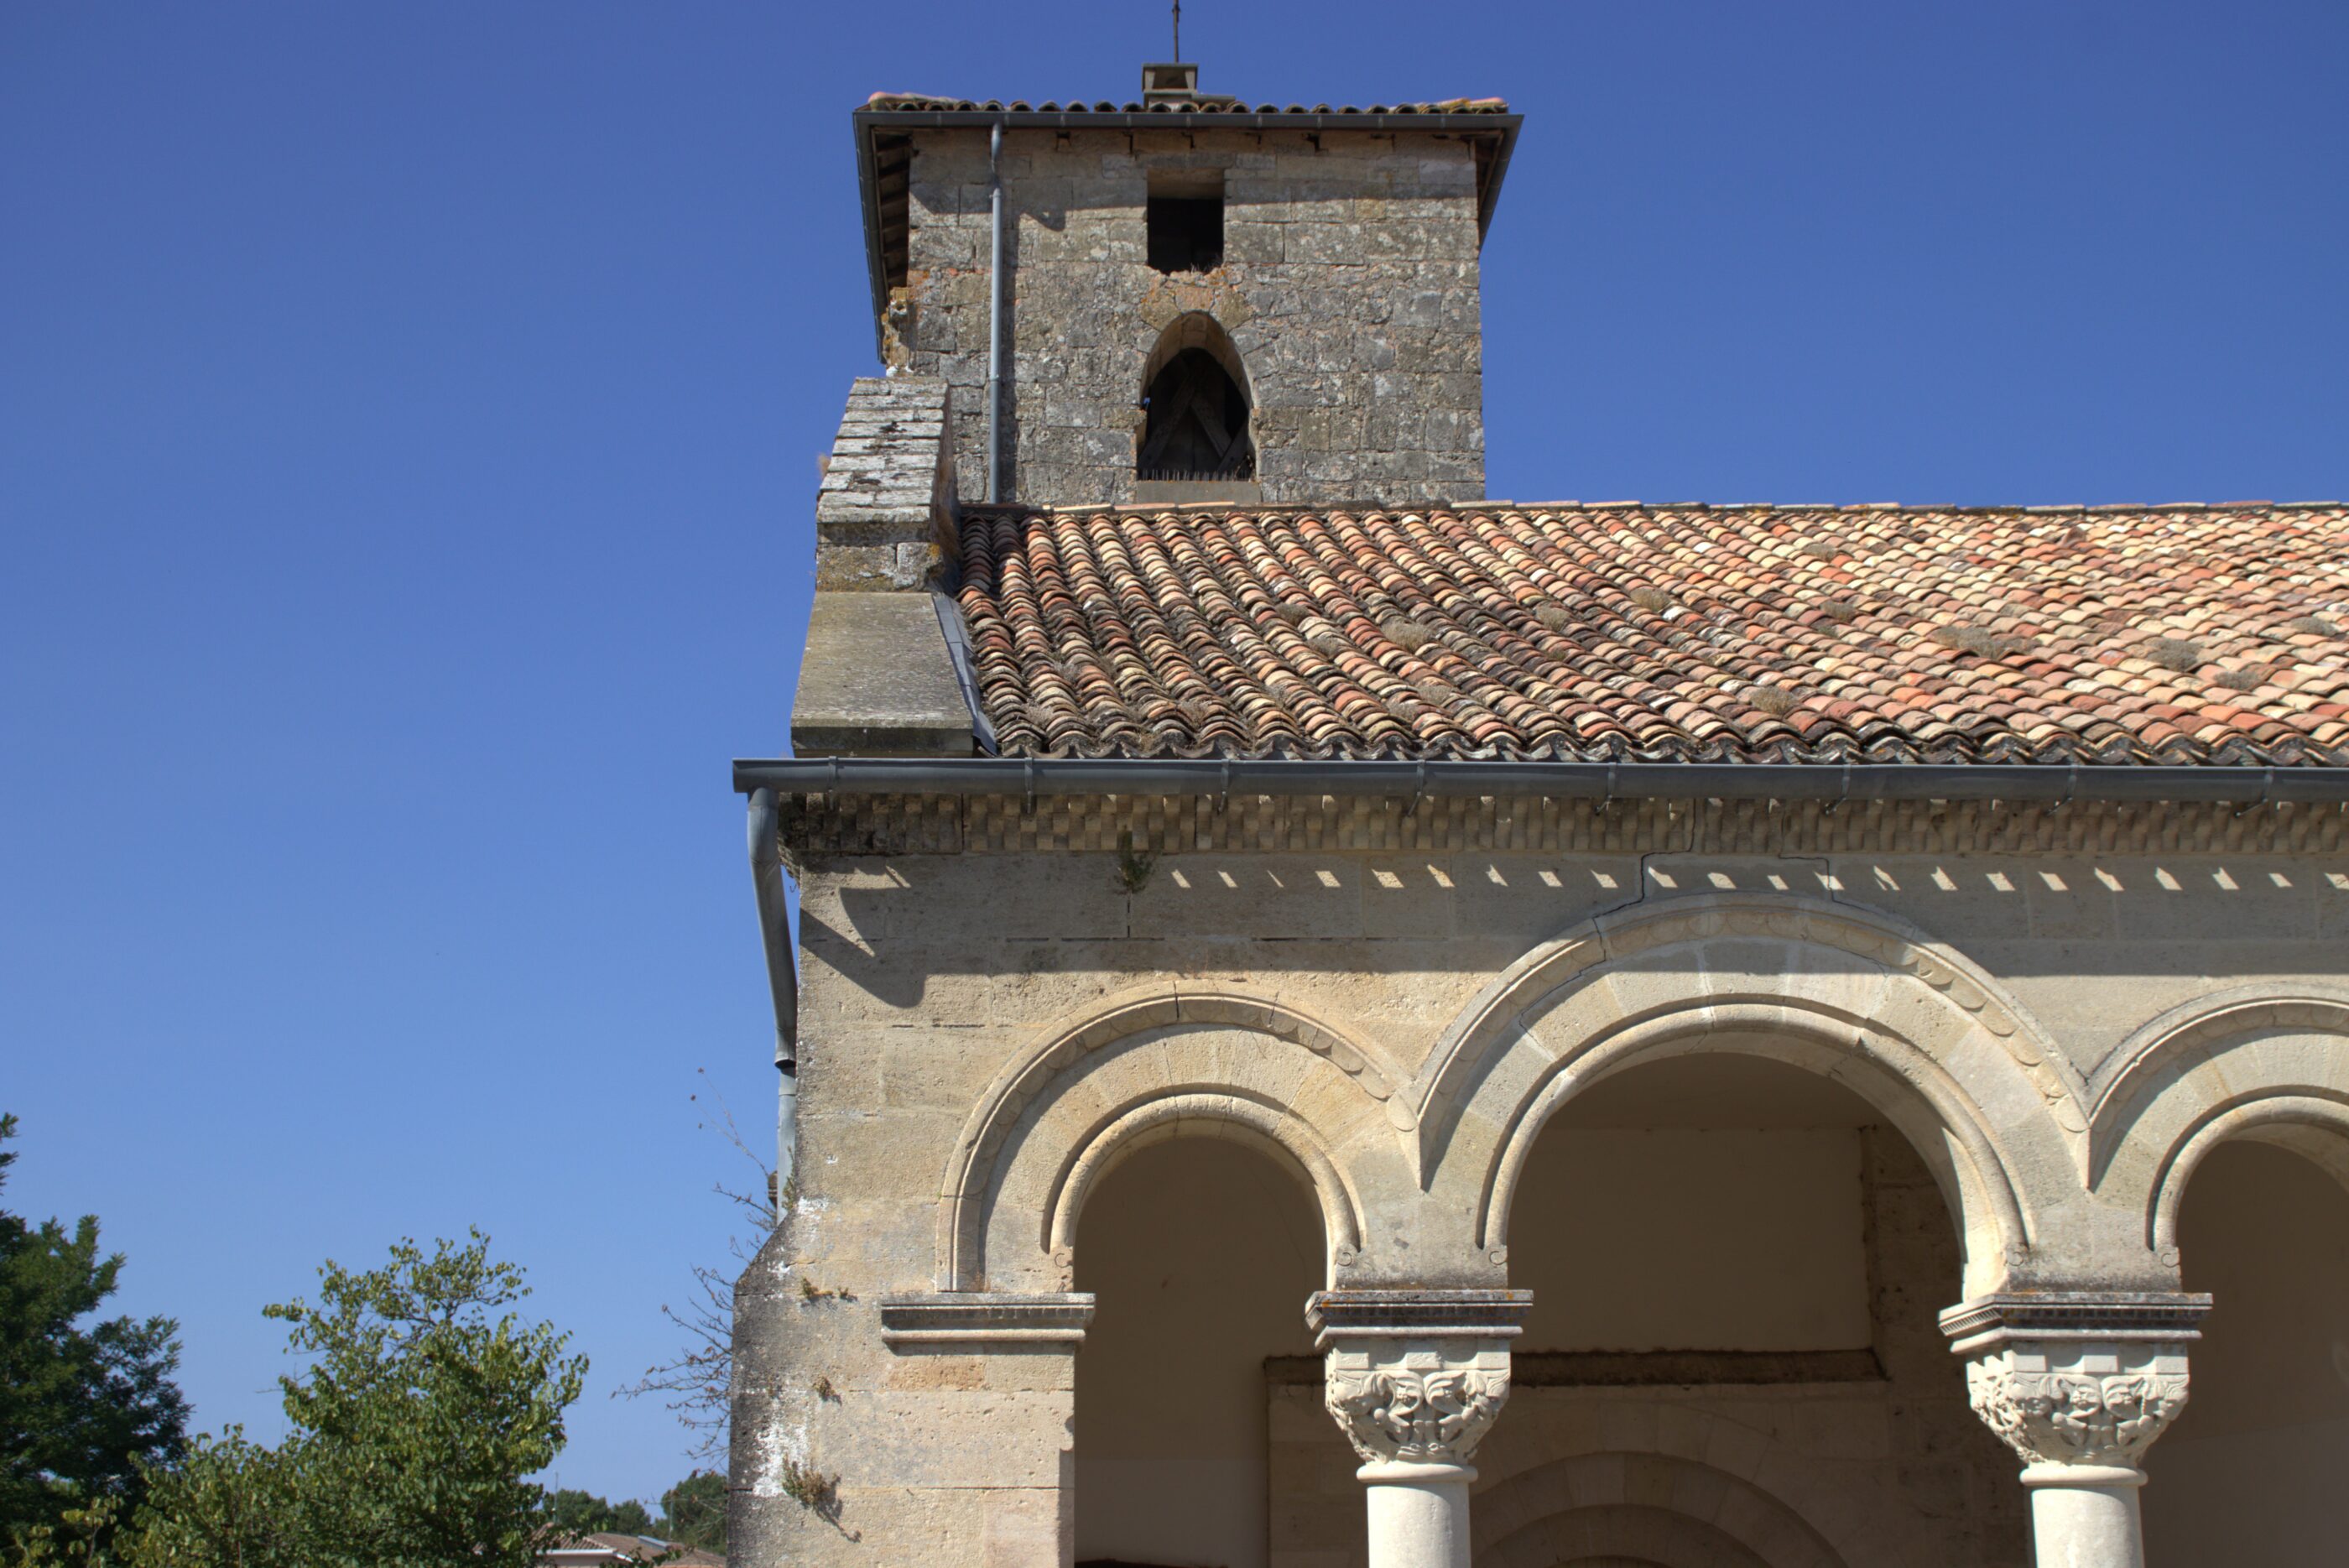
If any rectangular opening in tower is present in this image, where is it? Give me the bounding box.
[1147,174,1224,273]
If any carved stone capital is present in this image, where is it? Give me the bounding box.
[1962,1356,2190,1470]
[1325,1357,1510,1466]
[1307,1289,1531,1470]
[1940,1292,2207,1473]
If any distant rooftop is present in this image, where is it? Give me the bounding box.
[540,1534,723,1567]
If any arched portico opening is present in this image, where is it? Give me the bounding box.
[1493,1052,2030,1566]
[1416,896,2088,1304]
[2140,1132,2349,1565]
[937,992,1406,1294]
[1473,1449,1853,1568]
[1072,1133,1324,1568]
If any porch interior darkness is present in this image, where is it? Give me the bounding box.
[1063,1055,2349,1567]
[1073,1053,2029,1568]
[2141,1139,2349,1565]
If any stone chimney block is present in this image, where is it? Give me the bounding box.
[815,376,958,591]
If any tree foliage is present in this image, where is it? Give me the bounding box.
[128,1232,586,1568]
[116,1430,294,1568]
[547,1489,654,1538]
[2,1495,124,1568]
[539,1474,720,1555]
[0,1114,189,1550]
[621,1075,773,1466]
[656,1472,725,1555]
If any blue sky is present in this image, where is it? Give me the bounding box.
[3,0,2342,1506]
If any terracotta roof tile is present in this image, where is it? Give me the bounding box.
[954,502,2349,765]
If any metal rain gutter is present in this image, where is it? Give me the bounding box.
[746,786,799,1212]
[986,117,1006,504]
[734,757,2349,809]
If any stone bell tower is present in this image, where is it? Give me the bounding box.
[852,65,1520,509]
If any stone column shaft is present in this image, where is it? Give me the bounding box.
[1308,1289,1532,1568]
[1941,1291,2210,1568]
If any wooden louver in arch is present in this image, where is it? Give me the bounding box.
[1138,348,1254,481]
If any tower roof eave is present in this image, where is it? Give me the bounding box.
[850,101,1522,361]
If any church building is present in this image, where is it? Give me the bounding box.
[730,65,2349,1568]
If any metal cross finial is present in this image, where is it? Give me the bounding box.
[1173,0,1181,61]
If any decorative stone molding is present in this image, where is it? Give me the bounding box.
[936,992,1408,1290]
[2083,987,2349,1254]
[1310,1289,1534,1337]
[2089,991,2349,1143]
[878,1291,1094,1348]
[1309,1289,1531,1469]
[779,789,2346,860]
[1473,1453,1853,1568]
[1436,895,2062,1301]
[1939,1291,2213,1344]
[1940,1292,2208,1472]
[1044,1091,1366,1284]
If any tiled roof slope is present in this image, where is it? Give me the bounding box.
[954,503,2349,765]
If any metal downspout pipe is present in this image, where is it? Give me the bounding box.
[747,787,799,1215]
[986,117,1005,504]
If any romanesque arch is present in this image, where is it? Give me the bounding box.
[1413,894,2091,1297]
[1471,1427,1859,1568]
[935,990,1415,1290]
[2085,986,2349,1258]
[1137,312,1254,481]
[1482,1505,1774,1568]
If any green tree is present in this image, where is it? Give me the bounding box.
[2,1494,124,1568]
[117,1431,295,1568]
[548,1489,654,1537]
[0,1113,189,1550]
[130,1231,586,1568]
[655,1472,725,1554]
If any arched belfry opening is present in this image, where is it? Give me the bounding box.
[1137,313,1253,482]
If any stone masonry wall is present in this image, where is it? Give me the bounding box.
[898,127,1487,508]
[729,824,2349,1565]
